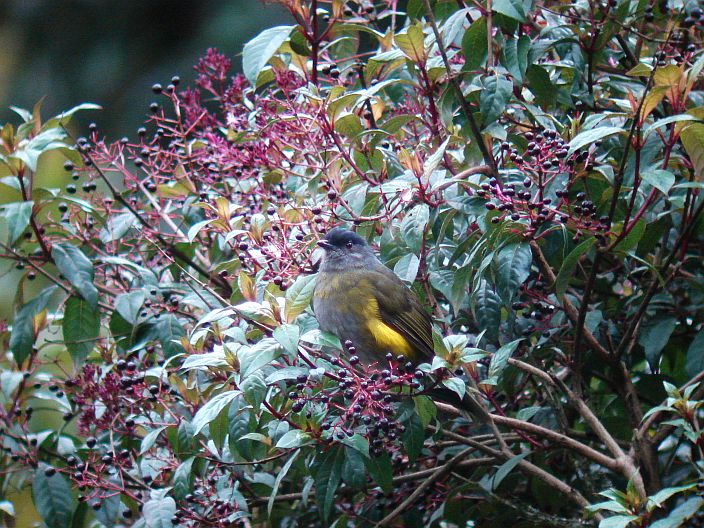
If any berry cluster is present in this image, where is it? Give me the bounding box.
[481,129,612,241]
[286,340,435,457]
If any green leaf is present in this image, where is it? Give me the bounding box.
[501,35,530,83]
[99,212,136,244]
[10,286,57,366]
[649,497,704,528]
[613,219,646,253]
[641,169,675,195]
[394,253,420,283]
[647,484,695,510]
[62,296,100,365]
[462,17,488,71]
[285,274,317,323]
[242,26,295,85]
[400,204,430,253]
[554,238,595,297]
[172,457,195,500]
[492,0,526,21]
[489,339,521,379]
[496,243,531,302]
[413,395,437,427]
[93,491,120,528]
[395,22,426,63]
[402,412,425,462]
[156,314,185,358]
[1,201,33,244]
[334,113,364,138]
[480,74,513,128]
[141,426,168,454]
[429,267,470,315]
[442,377,466,399]
[568,126,625,155]
[143,495,176,528]
[364,453,393,493]
[638,316,677,367]
[686,328,704,378]
[273,323,300,356]
[342,448,367,490]
[52,243,98,308]
[33,463,74,528]
[314,445,345,521]
[114,290,146,325]
[192,391,241,435]
[598,515,638,528]
[276,429,312,448]
[525,64,553,107]
[473,279,501,341]
[643,114,700,138]
[268,450,300,516]
[239,338,281,376]
[485,451,530,490]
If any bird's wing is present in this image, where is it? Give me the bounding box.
[365,267,435,362]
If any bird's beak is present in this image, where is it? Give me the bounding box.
[317,240,334,250]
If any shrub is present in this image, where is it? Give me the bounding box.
[1,0,704,526]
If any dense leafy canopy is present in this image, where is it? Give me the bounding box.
[1,0,704,526]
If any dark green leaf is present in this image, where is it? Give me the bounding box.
[10,286,57,366]
[62,296,99,365]
[489,339,521,379]
[314,445,345,521]
[525,64,553,107]
[650,497,704,528]
[33,463,74,528]
[493,0,526,21]
[686,329,704,378]
[273,323,300,357]
[52,243,98,308]
[364,453,393,493]
[156,314,185,358]
[461,17,488,71]
[496,243,532,302]
[268,450,300,516]
[567,126,625,155]
[172,457,195,500]
[480,74,513,128]
[402,412,425,462]
[400,204,430,253]
[554,238,595,297]
[93,492,120,528]
[638,317,677,367]
[276,429,311,448]
[192,391,241,435]
[342,448,367,490]
[2,201,33,244]
[486,451,530,490]
[394,253,420,283]
[473,279,501,341]
[501,35,530,83]
[239,338,281,377]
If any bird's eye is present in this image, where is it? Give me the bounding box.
[346,241,353,249]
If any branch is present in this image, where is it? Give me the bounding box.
[420,0,497,175]
[375,446,475,526]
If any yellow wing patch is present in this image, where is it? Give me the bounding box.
[363,297,413,357]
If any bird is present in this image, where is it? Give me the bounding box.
[312,227,489,422]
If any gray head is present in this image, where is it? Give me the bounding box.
[317,228,378,272]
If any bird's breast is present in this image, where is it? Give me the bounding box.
[314,272,413,361]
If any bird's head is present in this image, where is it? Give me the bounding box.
[317,228,376,272]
